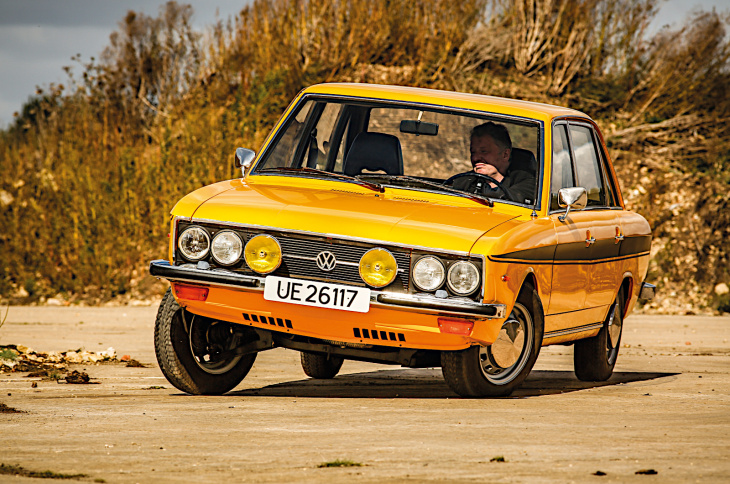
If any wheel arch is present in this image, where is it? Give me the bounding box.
[620,272,634,318]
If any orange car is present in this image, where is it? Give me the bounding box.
[150,83,654,397]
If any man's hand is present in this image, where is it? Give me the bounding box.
[473,163,504,185]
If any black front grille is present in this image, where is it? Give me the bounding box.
[271,235,411,291]
[175,220,411,292]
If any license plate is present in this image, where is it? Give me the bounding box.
[263,276,371,313]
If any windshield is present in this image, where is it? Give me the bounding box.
[255,98,541,206]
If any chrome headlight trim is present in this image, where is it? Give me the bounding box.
[412,256,446,292]
[446,260,480,296]
[178,226,211,261]
[211,230,244,266]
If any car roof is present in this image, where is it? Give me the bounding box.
[302,83,588,123]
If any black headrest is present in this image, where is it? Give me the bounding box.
[510,147,537,176]
[343,132,404,177]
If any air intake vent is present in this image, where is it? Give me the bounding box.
[242,312,293,329]
[393,196,429,203]
[353,327,405,342]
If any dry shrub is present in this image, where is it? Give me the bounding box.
[0,0,729,312]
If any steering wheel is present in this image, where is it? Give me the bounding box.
[443,172,515,201]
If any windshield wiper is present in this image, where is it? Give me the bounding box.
[359,174,494,207]
[258,167,384,192]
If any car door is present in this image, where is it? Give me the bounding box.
[567,123,623,311]
[546,122,623,336]
[547,123,591,324]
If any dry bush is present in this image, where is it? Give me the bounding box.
[456,0,658,96]
[0,0,729,312]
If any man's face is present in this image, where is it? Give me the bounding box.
[470,134,511,176]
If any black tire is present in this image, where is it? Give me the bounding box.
[574,290,624,381]
[300,352,344,379]
[154,288,256,395]
[441,285,544,397]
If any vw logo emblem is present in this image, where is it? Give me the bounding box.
[316,251,337,272]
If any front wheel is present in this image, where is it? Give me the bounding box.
[441,286,544,397]
[154,288,257,395]
[574,290,624,381]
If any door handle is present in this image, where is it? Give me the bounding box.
[585,230,596,247]
[614,227,624,244]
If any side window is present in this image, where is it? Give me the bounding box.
[569,124,606,207]
[550,124,574,210]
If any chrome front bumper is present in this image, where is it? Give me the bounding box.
[149,259,506,319]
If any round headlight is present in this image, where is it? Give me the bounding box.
[211,231,243,266]
[178,226,210,261]
[412,256,445,292]
[244,235,282,274]
[447,261,480,295]
[359,248,398,288]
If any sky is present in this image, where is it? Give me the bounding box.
[0,0,728,129]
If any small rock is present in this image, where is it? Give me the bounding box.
[65,370,91,384]
[635,469,658,475]
[120,355,131,362]
[31,382,38,388]
[126,359,147,368]
[593,470,606,476]
[715,283,729,295]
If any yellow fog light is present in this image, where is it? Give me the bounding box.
[244,235,282,274]
[359,248,398,288]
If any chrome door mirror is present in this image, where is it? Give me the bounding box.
[558,187,587,222]
[234,148,256,177]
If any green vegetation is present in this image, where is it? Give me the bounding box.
[317,459,363,468]
[0,463,87,479]
[0,348,17,360]
[0,0,728,311]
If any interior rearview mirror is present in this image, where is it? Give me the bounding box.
[558,187,587,222]
[400,120,439,136]
[234,148,256,177]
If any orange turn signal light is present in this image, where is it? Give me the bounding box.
[437,318,474,336]
[174,284,209,301]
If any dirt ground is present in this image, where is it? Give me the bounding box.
[1,305,729,483]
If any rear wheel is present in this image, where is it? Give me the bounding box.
[441,286,544,397]
[300,352,344,379]
[154,288,256,395]
[574,290,624,381]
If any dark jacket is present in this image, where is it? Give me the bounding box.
[452,166,536,205]
[452,148,537,205]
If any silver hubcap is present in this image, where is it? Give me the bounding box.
[607,301,622,349]
[479,302,533,384]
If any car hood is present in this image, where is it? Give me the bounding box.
[176,177,523,254]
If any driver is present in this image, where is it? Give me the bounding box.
[452,122,536,204]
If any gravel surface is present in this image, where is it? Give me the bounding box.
[1,306,729,483]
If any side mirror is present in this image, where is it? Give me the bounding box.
[557,187,587,222]
[234,148,256,177]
